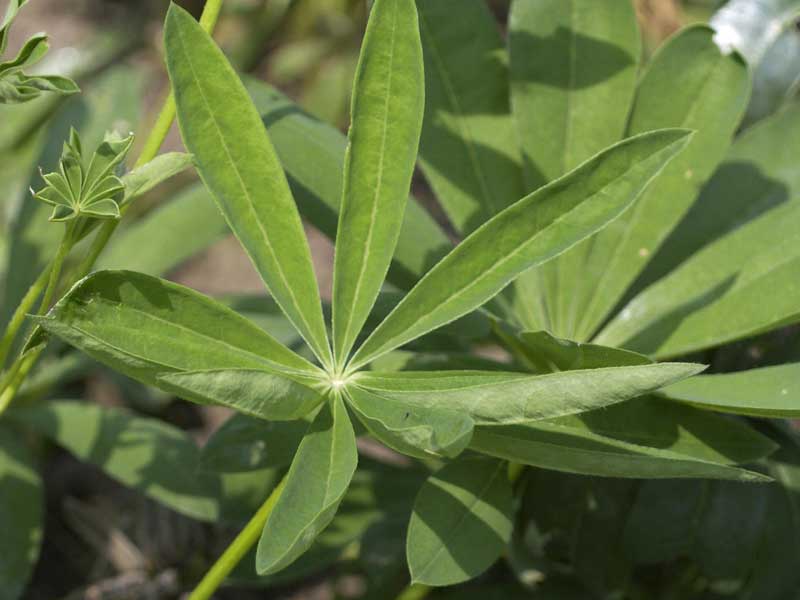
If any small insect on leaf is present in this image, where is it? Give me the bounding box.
[32,128,134,222]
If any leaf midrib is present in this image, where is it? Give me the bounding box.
[173,21,328,365]
[337,0,399,363]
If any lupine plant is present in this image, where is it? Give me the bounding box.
[2,0,800,598]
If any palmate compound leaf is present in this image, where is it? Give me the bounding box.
[164,3,332,368]
[348,128,692,371]
[32,129,134,221]
[331,0,424,368]
[406,454,513,586]
[256,395,358,575]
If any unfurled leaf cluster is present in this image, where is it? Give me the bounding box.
[32,129,133,221]
[0,0,78,103]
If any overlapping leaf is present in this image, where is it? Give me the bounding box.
[256,396,357,574]
[350,129,691,368]
[355,362,704,425]
[660,364,800,417]
[332,0,424,367]
[407,455,512,586]
[165,4,331,367]
[470,397,774,481]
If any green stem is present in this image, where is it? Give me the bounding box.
[0,346,42,415]
[189,476,287,600]
[0,267,51,368]
[0,0,227,410]
[38,221,76,314]
[395,584,432,600]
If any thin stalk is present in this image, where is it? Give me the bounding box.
[189,476,287,600]
[38,221,77,314]
[0,266,51,368]
[0,0,227,410]
[0,347,41,414]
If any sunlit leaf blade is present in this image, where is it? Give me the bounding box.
[37,270,318,386]
[332,0,424,367]
[597,201,800,358]
[509,0,640,334]
[470,397,775,481]
[10,401,221,521]
[355,362,705,424]
[407,455,512,586]
[164,4,331,367]
[121,152,192,202]
[245,79,451,291]
[515,329,651,373]
[200,413,307,473]
[640,102,800,289]
[257,395,358,574]
[350,129,691,368]
[345,386,473,459]
[416,0,523,234]
[0,424,43,600]
[573,26,750,340]
[157,369,325,421]
[659,364,800,417]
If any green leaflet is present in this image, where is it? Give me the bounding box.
[164,4,331,367]
[10,401,220,521]
[515,329,651,372]
[345,385,474,459]
[354,362,704,425]
[659,364,800,417]
[349,129,691,369]
[245,79,451,291]
[36,270,318,382]
[470,397,775,482]
[332,0,424,367]
[407,455,513,586]
[0,424,43,600]
[200,413,307,473]
[638,101,800,290]
[509,0,641,334]
[597,201,800,358]
[257,395,358,574]
[157,369,325,421]
[120,152,193,204]
[573,25,750,340]
[416,0,523,234]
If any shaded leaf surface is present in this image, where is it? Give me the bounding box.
[407,455,512,586]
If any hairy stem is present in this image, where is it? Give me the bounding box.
[189,476,287,600]
[0,267,51,369]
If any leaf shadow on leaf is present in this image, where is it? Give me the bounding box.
[411,472,507,579]
[421,118,532,234]
[508,27,636,90]
[619,275,737,354]
[633,161,790,296]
